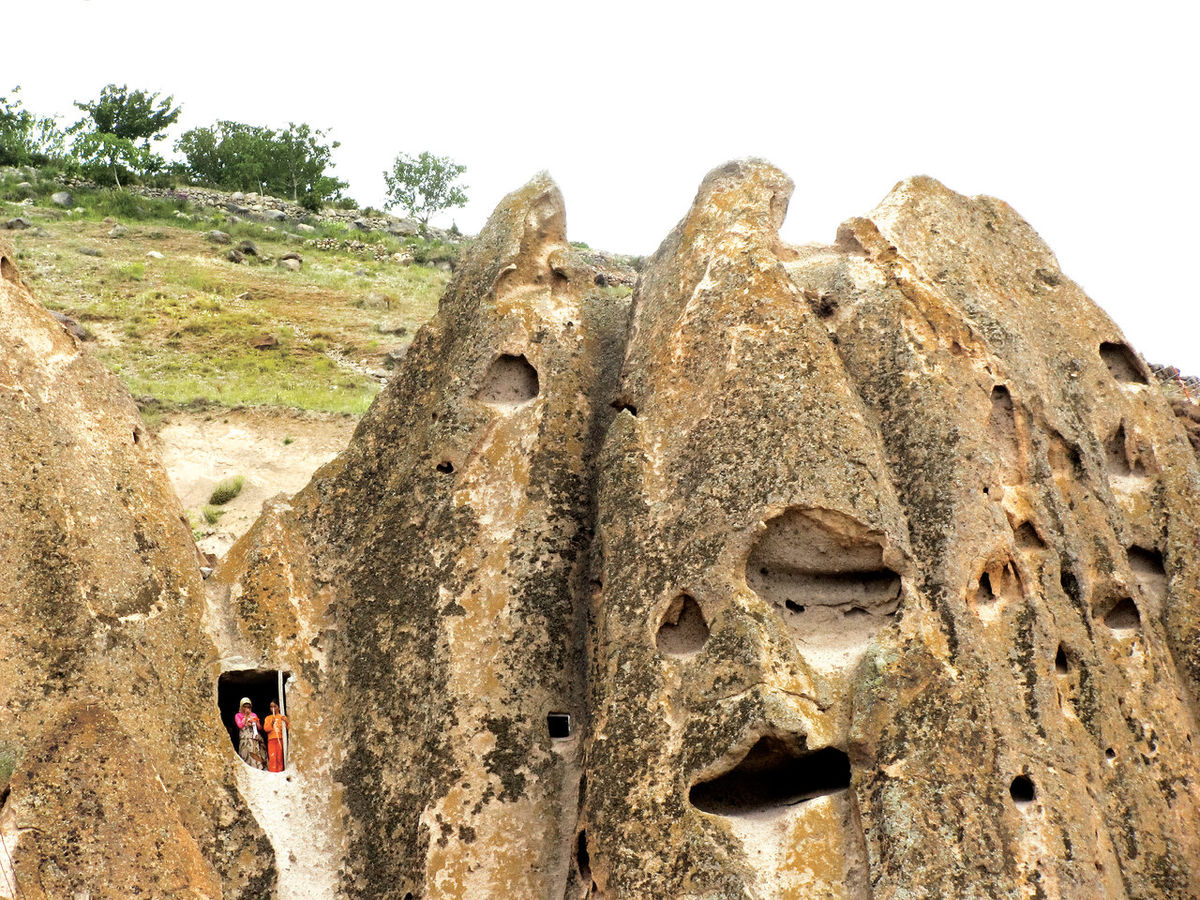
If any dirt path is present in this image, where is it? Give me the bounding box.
[155,407,358,558]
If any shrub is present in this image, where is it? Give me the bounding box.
[202,504,224,524]
[208,475,244,505]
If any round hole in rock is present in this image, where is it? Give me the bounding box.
[475,353,539,405]
[547,712,572,740]
[1010,774,1036,807]
[656,594,709,656]
[436,460,454,474]
[1105,748,1116,760]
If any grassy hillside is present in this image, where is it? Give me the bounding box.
[2,170,457,417]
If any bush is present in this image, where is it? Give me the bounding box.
[202,504,225,524]
[207,475,244,505]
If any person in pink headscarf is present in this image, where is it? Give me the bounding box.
[234,698,266,769]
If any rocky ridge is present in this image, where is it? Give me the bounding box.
[3,162,1200,899]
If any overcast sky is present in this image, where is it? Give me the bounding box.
[7,1,1198,373]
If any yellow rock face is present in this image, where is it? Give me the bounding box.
[5,157,1200,900]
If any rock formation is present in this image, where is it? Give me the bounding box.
[0,239,272,899]
[4,159,1200,899]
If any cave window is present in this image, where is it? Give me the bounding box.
[217,668,291,768]
[547,713,572,739]
[1010,774,1036,808]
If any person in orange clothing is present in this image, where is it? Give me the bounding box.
[263,700,291,773]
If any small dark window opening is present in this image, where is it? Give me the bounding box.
[217,668,290,764]
[1104,597,1141,632]
[610,397,638,417]
[1010,774,1036,806]
[547,713,572,739]
[1105,748,1116,760]
[576,830,591,881]
[1055,645,1069,675]
[436,460,455,474]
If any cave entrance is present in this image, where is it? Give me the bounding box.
[217,668,291,769]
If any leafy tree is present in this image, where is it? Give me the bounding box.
[0,86,65,166]
[383,152,467,224]
[71,84,181,183]
[177,120,347,209]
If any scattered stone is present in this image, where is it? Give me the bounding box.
[352,219,370,231]
[107,224,128,238]
[279,252,302,262]
[15,181,31,189]
[50,310,93,341]
[227,215,241,224]
[50,190,73,207]
[206,230,231,245]
[387,220,419,237]
[353,267,367,277]
[226,249,245,264]
[4,217,32,230]
[263,209,287,222]
[278,258,301,272]
[78,247,103,257]
[249,334,279,350]
[375,321,407,336]
[231,192,244,202]
[236,240,259,257]
[234,292,250,301]
[391,252,412,265]
[383,347,409,369]
[297,223,316,233]
[145,251,164,260]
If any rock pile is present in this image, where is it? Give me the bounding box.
[4,162,1200,899]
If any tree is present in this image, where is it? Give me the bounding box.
[383,152,467,225]
[71,84,181,183]
[176,120,348,209]
[0,86,65,166]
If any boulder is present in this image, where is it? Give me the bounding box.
[145,250,164,259]
[3,217,31,229]
[297,222,316,233]
[263,209,286,222]
[226,249,245,264]
[236,240,259,256]
[50,190,73,207]
[107,223,128,238]
[50,309,92,341]
[77,246,102,257]
[277,257,301,272]
[206,229,231,244]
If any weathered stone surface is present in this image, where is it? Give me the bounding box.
[0,238,272,899]
[4,161,1200,899]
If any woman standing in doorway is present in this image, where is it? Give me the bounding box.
[264,700,290,773]
[235,698,267,769]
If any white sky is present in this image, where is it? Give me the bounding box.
[6,0,1199,372]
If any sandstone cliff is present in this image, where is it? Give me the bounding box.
[5,160,1200,900]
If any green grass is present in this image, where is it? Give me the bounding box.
[202,504,226,524]
[2,172,452,416]
[208,475,245,505]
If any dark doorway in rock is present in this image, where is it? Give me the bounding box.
[689,736,851,817]
[548,712,572,739]
[217,668,290,762]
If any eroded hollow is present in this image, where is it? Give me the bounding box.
[475,353,539,405]
[1100,342,1148,384]
[690,736,851,817]
[745,508,899,648]
[1103,597,1141,633]
[988,385,1019,478]
[0,255,17,284]
[656,593,709,656]
[1055,644,1070,675]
